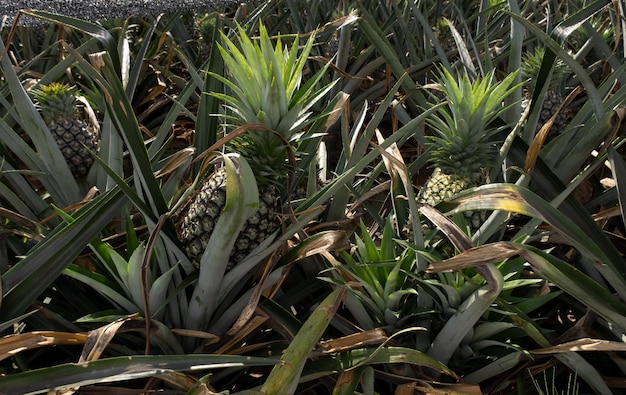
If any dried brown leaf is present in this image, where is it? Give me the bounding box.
[525,86,583,173]
[155,147,195,178]
[0,331,87,362]
[79,315,135,363]
[398,380,484,395]
[318,328,388,354]
[375,128,407,187]
[419,203,473,252]
[170,328,220,343]
[426,242,521,274]
[531,337,626,354]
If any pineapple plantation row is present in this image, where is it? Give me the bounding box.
[1,0,626,393]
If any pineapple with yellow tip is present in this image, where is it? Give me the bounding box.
[179,24,334,268]
[30,82,99,178]
[418,68,521,231]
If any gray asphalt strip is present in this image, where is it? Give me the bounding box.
[0,0,238,26]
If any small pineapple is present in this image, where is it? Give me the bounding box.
[179,24,334,267]
[417,68,520,231]
[520,47,570,137]
[30,83,99,177]
[193,13,217,61]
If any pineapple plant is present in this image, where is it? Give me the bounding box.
[417,68,521,231]
[179,23,334,268]
[520,47,571,137]
[30,82,99,177]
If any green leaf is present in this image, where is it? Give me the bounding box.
[551,0,609,41]
[472,322,519,342]
[109,248,132,294]
[463,351,525,383]
[261,287,345,395]
[608,145,626,231]
[301,346,459,381]
[148,264,179,319]
[0,188,127,321]
[0,37,79,206]
[522,245,626,333]
[63,264,139,313]
[0,354,277,395]
[427,264,504,364]
[193,18,223,164]
[443,183,626,298]
[126,242,147,308]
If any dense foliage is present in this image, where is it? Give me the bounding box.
[1,1,626,394]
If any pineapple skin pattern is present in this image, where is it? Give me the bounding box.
[180,168,281,268]
[31,82,99,177]
[49,115,98,177]
[418,168,486,231]
[520,47,571,137]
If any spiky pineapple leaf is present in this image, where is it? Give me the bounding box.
[0,39,80,206]
[427,68,522,174]
[211,22,335,137]
[63,264,140,313]
[427,263,504,365]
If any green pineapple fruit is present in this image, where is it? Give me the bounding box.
[30,82,99,177]
[520,47,570,136]
[179,23,334,267]
[181,167,280,267]
[193,13,216,61]
[417,68,521,231]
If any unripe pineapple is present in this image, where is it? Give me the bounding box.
[417,68,521,232]
[520,47,570,137]
[179,24,334,267]
[181,167,281,269]
[194,13,217,61]
[30,83,99,177]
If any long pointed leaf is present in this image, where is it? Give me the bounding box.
[261,287,345,395]
[0,37,79,205]
[0,188,127,321]
[0,354,276,395]
[442,183,626,297]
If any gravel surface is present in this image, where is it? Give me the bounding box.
[0,0,238,26]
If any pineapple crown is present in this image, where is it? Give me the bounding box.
[30,82,78,122]
[212,23,333,138]
[426,67,521,176]
[210,22,335,185]
[521,47,569,91]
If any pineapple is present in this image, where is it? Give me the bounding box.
[417,68,520,231]
[520,47,570,137]
[179,24,334,268]
[30,83,99,177]
[181,166,280,267]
